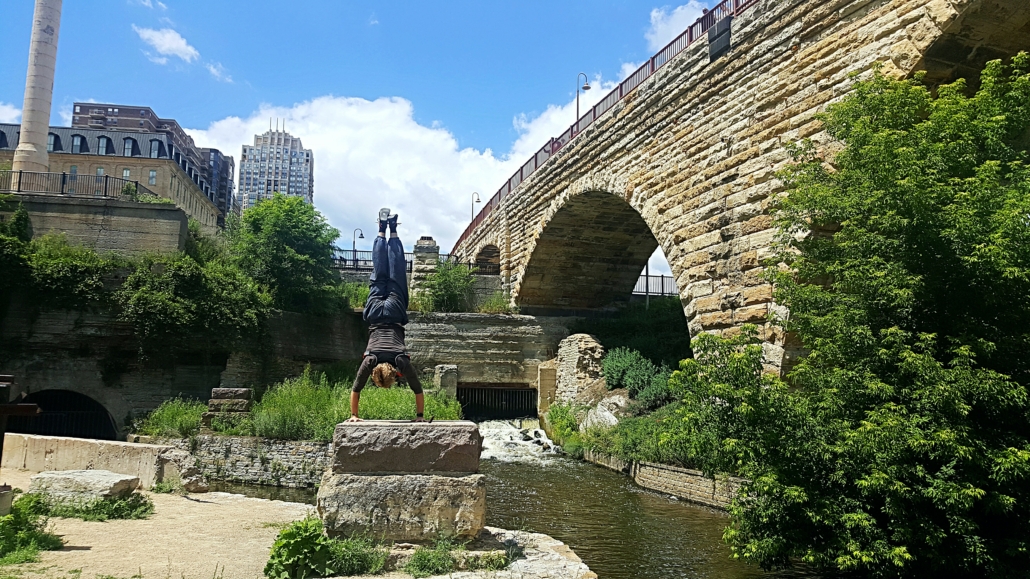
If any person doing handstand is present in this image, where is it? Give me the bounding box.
[347,208,425,423]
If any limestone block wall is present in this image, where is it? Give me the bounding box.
[2,433,174,489]
[1,193,187,255]
[554,334,604,402]
[151,435,330,488]
[455,0,1030,373]
[584,449,743,510]
[405,313,573,386]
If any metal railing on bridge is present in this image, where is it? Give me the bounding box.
[0,169,163,200]
[453,0,760,254]
[632,274,678,297]
[332,249,414,273]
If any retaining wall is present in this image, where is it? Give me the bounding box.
[1,433,174,488]
[584,449,743,510]
[142,435,330,488]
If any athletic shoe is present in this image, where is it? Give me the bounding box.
[387,214,399,232]
[378,207,391,221]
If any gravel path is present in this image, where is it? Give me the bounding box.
[1,468,314,579]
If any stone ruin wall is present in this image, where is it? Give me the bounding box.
[455,0,1030,373]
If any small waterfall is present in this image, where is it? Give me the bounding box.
[479,419,559,463]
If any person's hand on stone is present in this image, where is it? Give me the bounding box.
[347,416,363,423]
[414,416,425,422]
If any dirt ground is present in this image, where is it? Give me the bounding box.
[0,468,318,579]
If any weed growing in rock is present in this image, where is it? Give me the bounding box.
[149,480,186,495]
[477,291,518,314]
[339,282,369,310]
[0,493,63,566]
[24,492,155,522]
[546,403,585,458]
[463,549,509,571]
[403,539,457,578]
[135,398,206,438]
[264,517,386,578]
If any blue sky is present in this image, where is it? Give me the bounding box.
[2,0,714,272]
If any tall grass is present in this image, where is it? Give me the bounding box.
[135,398,206,438]
[251,368,462,441]
[340,282,370,310]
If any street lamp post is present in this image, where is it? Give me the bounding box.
[472,192,481,221]
[576,72,591,131]
[352,228,364,270]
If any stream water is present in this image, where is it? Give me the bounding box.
[211,421,818,579]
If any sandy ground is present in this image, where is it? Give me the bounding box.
[1,469,316,579]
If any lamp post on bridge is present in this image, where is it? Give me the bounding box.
[472,192,480,221]
[352,228,364,270]
[576,73,591,131]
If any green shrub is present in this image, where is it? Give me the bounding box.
[635,366,674,410]
[584,402,689,465]
[0,493,63,566]
[358,386,462,422]
[150,480,185,495]
[339,282,369,310]
[264,517,386,579]
[464,550,509,571]
[404,540,457,578]
[22,492,154,522]
[546,402,585,458]
[210,411,254,436]
[602,347,670,403]
[184,219,226,265]
[0,202,31,242]
[27,234,115,310]
[478,291,517,314]
[415,260,476,312]
[135,398,206,438]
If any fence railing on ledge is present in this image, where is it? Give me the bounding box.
[331,249,414,273]
[0,170,162,200]
[452,0,760,254]
[633,274,678,297]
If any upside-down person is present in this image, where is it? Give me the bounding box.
[347,208,425,423]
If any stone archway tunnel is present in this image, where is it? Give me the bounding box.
[453,0,1030,372]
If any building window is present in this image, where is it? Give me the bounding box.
[123,138,137,157]
[47,133,56,152]
[148,170,157,185]
[74,105,80,113]
[71,135,84,153]
[149,140,160,158]
[123,168,131,179]
[96,167,104,176]
[97,137,109,155]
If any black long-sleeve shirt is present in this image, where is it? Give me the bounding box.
[352,324,423,393]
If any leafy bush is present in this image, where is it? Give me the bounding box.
[601,346,673,408]
[635,366,674,410]
[27,234,115,310]
[404,540,457,578]
[414,260,476,312]
[264,517,386,579]
[569,297,691,369]
[135,398,206,438]
[227,193,342,312]
[339,282,369,310]
[477,291,517,314]
[0,493,63,565]
[0,202,31,242]
[22,492,154,522]
[184,218,226,265]
[546,402,585,458]
[117,256,272,356]
[583,402,688,465]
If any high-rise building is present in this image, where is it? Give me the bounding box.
[70,103,237,222]
[238,129,313,210]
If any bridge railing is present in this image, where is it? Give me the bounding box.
[633,274,679,297]
[453,0,761,254]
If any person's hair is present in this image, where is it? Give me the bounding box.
[371,363,396,389]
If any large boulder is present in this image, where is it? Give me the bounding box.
[580,390,632,432]
[317,472,486,541]
[29,470,139,502]
[331,421,481,474]
[555,334,605,403]
[156,448,209,493]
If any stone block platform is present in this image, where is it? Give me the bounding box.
[317,420,485,541]
[331,420,482,474]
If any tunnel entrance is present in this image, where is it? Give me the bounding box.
[7,390,118,440]
[457,384,537,420]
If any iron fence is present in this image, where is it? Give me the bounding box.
[0,169,161,200]
[632,274,678,296]
[453,0,760,254]
[331,249,414,273]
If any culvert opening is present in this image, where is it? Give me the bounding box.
[457,385,537,420]
[7,390,118,440]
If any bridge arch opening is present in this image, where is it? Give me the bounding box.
[917,1,1030,88]
[475,244,501,276]
[517,190,662,313]
[7,390,119,440]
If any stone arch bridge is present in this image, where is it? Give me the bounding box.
[452,0,1030,370]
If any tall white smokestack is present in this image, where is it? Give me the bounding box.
[12,0,63,173]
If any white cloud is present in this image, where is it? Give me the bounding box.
[646,1,708,52]
[58,104,73,126]
[206,62,233,83]
[508,74,617,161]
[133,0,167,9]
[0,102,20,124]
[132,25,199,63]
[369,14,379,25]
[186,97,521,253]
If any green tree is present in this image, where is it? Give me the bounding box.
[227,193,341,312]
[690,57,1030,578]
[415,260,477,312]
